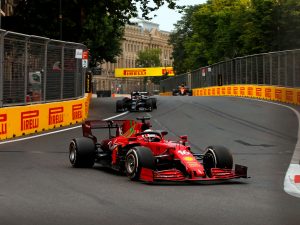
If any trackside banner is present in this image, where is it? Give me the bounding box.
[0,93,92,141]
[115,67,174,77]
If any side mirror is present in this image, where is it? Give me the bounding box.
[161,131,168,137]
[180,135,188,145]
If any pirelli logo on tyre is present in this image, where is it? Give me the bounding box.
[21,110,39,131]
[72,104,83,120]
[49,107,64,125]
[0,114,7,135]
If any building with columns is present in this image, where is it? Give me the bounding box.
[93,18,173,95]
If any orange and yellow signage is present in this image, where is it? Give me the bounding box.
[115,67,174,77]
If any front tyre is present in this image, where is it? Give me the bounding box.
[125,146,154,180]
[203,145,233,177]
[69,137,96,168]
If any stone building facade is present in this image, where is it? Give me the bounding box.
[93,18,173,95]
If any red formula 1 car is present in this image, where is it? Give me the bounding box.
[69,117,248,183]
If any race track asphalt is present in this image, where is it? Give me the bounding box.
[0,96,300,225]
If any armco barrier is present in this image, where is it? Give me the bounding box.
[0,94,91,140]
[161,85,300,106]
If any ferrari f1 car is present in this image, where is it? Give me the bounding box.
[172,84,193,96]
[116,91,157,112]
[69,117,248,183]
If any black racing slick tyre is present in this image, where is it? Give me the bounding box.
[203,145,233,177]
[125,146,154,181]
[69,137,96,168]
[116,100,124,112]
[151,98,157,109]
[145,99,152,112]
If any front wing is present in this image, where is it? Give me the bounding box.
[139,164,248,183]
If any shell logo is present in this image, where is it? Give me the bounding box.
[184,156,195,161]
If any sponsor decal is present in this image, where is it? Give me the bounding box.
[183,156,195,162]
[0,114,7,135]
[212,88,215,95]
[256,87,262,97]
[247,87,253,96]
[286,90,293,102]
[265,88,272,98]
[72,104,83,120]
[297,91,300,104]
[227,87,232,95]
[208,89,211,95]
[178,150,191,156]
[295,175,300,184]
[123,69,147,76]
[233,87,238,95]
[85,101,88,116]
[187,162,200,168]
[275,89,282,100]
[240,87,245,96]
[162,68,173,75]
[49,107,64,125]
[221,87,226,95]
[21,110,39,131]
[217,88,220,95]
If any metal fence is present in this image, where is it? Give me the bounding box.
[0,29,87,107]
[160,49,300,92]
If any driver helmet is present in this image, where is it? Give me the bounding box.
[142,129,160,142]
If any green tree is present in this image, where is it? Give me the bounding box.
[136,48,161,67]
[136,48,162,84]
[13,0,182,66]
[169,5,201,74]
[169,0,300,74]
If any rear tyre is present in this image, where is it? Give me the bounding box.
[125,146,154,180]
[151,98,157,109]
[69,137,96,168]
[145,99,152,112]
[203,145,233,177]
[116,100,124,112]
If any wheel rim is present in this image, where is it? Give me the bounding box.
[126,154,136,174]
[69,142,76,164]
[203,150,216,177]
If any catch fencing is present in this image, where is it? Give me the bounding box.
[160,49,300,91]
[0,29,87,107]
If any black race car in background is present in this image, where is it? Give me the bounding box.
[116,91,157,112]
[172,84,193,96]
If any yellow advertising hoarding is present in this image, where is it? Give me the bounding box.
[0,93,91,140]
[115,67,174,77]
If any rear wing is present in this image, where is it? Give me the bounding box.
[82,120,127,141]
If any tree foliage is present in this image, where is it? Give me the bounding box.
[136,48,162,84]
[13,0,182,66]
[170,0,300,74]
[136,48,161,67]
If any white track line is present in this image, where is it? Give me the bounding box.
[0,111,129,145]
